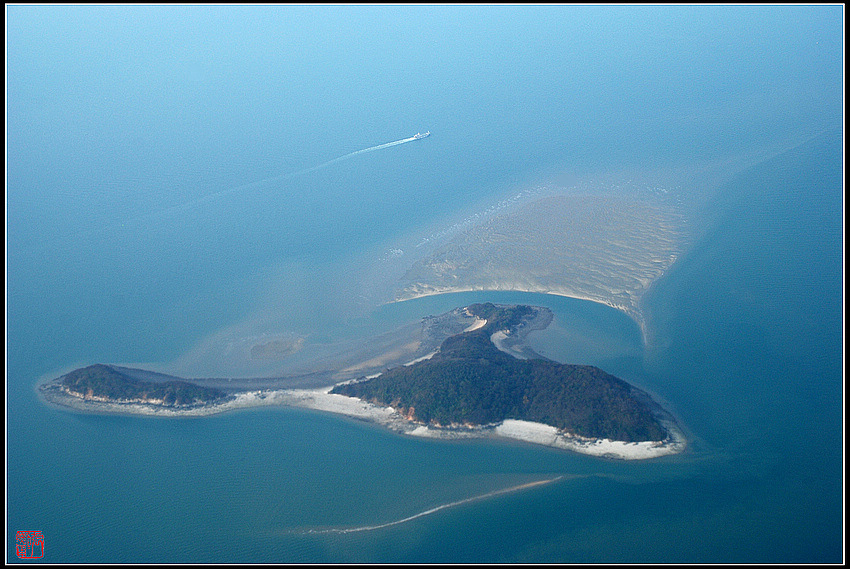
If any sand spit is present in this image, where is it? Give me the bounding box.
[302,475,566,535]
[391,192,690,345]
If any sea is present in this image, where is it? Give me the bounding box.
[6,5,844,563]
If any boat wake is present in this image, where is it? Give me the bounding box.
[130,132,431,223]
[299,475,563,535]
[291,132,427,177]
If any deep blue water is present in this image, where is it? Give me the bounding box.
[7,5,844,563]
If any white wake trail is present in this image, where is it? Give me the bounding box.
[127,133,427,224]
[289,135,418,177]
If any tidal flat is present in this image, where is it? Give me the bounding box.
[386,189,691,339]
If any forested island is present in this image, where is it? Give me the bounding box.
[38,303,682,457]
[44,364,231,408]
[332,303,665,442]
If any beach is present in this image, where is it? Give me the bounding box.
[38,303,684,460]
[39,381,685,460]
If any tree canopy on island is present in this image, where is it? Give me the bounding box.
[60,364,228,407]
[332,303,666,442]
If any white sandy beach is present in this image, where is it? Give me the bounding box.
[40,305,684,460]
[282,389,685,460]
[42,382,684,460]
[494,419,685,460]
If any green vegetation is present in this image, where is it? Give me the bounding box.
[332,303,665,442]
[466,302,535,332]
[59,364,228,407]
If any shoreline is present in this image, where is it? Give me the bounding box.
[391,286,649,347]
[38,380,685,460]
[37,302,685,460]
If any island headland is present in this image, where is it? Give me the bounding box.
[38,303,685,460]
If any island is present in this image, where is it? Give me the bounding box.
[332,303,664,442]
[38,303,685,460]
[41,363,232,408]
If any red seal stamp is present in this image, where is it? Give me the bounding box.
[16,530,44,559]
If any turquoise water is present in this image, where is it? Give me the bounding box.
[9,222,844,563]
[7,292,687,564]
[7,6,843,563]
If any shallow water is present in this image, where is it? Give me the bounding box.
[7,6,843,563]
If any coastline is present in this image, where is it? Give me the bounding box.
[392,286,650,348]
[37,303,685,460]
[387,189,689,352]
[39,379,685,461]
